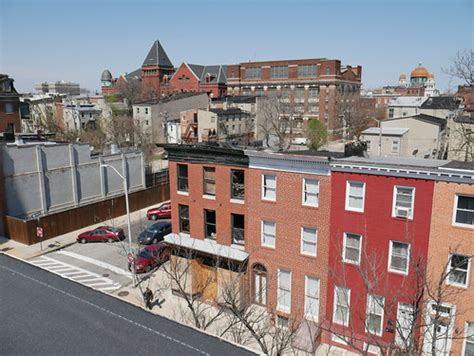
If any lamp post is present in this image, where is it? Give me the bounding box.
[100,164,133,254]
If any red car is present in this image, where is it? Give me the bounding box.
[77,226,125,244]
[146,201,171,220]
[128,242,171,273]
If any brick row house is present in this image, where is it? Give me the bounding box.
[163,143,474,355]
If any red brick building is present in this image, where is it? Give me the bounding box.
[226,59,362,138]
[0,74,21,138]
[169,63,227,98]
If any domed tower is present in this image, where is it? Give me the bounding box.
[399,73,407,87]
[101,69,113,87]
[425,72,438,97]
[410,62,429,87]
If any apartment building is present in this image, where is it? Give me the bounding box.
[226,59,362,139]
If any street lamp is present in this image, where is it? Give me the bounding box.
[100,164,133,254]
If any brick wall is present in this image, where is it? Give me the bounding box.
[246,167,331,322]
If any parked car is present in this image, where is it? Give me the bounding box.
[146,201,171,220]
[291,137,307,145]
[138,221,172,245]
[128,242,171,273]
[77,226,125,244]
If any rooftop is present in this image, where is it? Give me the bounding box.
[362,127,409,136]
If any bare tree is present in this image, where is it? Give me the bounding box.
[335,92,374,141]
[447,117,474,162]
[27,100,62,134]
[443,49,473,86]
[257,93,296,151]
[116,78,145,112]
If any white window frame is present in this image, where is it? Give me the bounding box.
[343,232,362,265]
[300,226,317,257]
[462,321,474,356]
[261,174,277,202]
[452,194,474,229]
[302,178,319,207]
[364,343,382,355]
[277,269,291,313]
[446,253,471,288]
[388,241,410,275]
[304,276,320,322]
[345,181,366,213]
[366,294,385,336]
[261,220,276,248]
[392,186,415,219]
[366,140,371,152]
[333,286,351,326]
[392,140,400,154]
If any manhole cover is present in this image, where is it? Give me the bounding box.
[102,273,110,277]
[118,291,129,297]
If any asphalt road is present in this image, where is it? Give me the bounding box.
[0,254,255,356]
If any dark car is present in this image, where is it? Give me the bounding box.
[77,226,125,244]
[146,201,171,220]
[138,221,171,245]
[128,242,171,273]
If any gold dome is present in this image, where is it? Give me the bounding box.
[411,66,429,78]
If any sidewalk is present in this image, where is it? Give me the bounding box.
[0,203,160,261]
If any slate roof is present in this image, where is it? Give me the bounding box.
[420,96,460,110]
[125,68,141,80]
[209,108,249,116]
[142,40,173,68]
[186,63,227,84]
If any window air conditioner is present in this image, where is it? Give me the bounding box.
[395,207,410,218]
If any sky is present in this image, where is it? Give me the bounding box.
[0,0,472,93]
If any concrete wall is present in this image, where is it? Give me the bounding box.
[1,143,145,219]
[197,110,217,142]
[362,133,409,157]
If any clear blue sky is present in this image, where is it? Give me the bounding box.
[1,0,472,93]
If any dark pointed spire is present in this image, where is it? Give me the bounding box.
[142,40,173,68]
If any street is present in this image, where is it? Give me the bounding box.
[0,253,255,356]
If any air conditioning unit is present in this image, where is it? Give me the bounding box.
[395,207,410,218]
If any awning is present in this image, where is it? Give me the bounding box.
[164,233,249,262]
[292,320,321,353]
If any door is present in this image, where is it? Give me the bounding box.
[423,303,454,355]
[395,303,414,349]
[197,263,217,301]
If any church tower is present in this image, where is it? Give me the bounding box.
[140,40,174,97]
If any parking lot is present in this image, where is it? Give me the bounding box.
[27,205,171,294]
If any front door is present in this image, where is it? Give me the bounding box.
[423,302,454,355]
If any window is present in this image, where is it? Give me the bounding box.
[277,269,291,312]
[389,241,410,274]
[262,174,276,201]
[345,181,365,212]
[178,205,190,233]
[392,140,400,154]
[203,167,216,196]
[177,164,188,193]
[245,67,261,80]
[136,107,140,114]
[447,254,471,287]
[464,322,474,355]
[454,195,474,227]
[304,276,320,321]
[204,209,216,239]
[145,108,149,114]
[366,140,371,152]
[389,108,394,118]
[364,344,382,355]
[366,294,385,336]
[301,227,317,256]
[231,214,245,245]
[261,220,276,248]
[333,286,350,326]
[325,67,331,75]
[302,178,319,207]
[393,186,415,219]
[298,64,317,78]
[343,233,362,265]
[230,169,245,200]
[253,264,267,305]
[270,66,288,79]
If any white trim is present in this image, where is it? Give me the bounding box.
[202,194,216,200]
[452,194,474,229]
[446,253,471,289]
[304,275,320,322]
[423,301,456,355]
[345,180,366,212]
[230,199,244,205]
[300,226,318,257]
[331,333,348,345]
[277,269,292,313]
[261,174,277,202]
[365,294,385,336]
[462,321,474,356]
[388,240,410,275]
[302,178,319,207]
[392,185,415,220]
[177,191,189,196]
[342,232,362,265]
[261,220,276,249]
[333,286,351,326]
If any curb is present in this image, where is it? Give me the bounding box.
[8,240,78,260]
